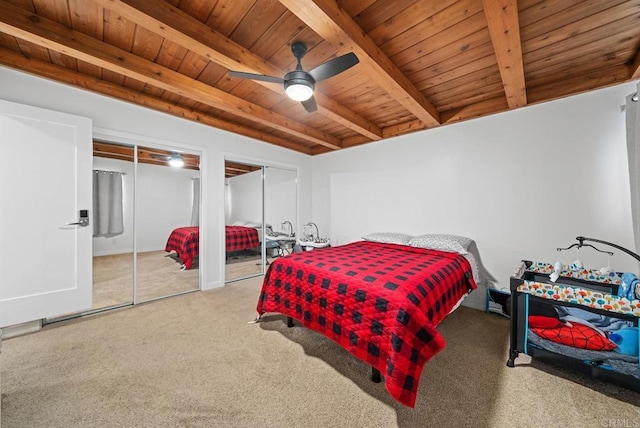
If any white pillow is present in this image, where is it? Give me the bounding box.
[232,220,263,228]
[362,232,414,245]
[408,234,473,254]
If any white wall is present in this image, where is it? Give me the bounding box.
[0,66,312,290]
[136,162,196,253]
[227,169,262,226]
[312,81,640,310]
[226,166,298,233]
[265,167,297,233]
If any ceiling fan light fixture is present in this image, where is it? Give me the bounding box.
[285,80,314,101]
[168,153,184,168]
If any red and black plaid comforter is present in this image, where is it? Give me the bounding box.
[226,225,260,252]
[257,241,477,407]
[165,226,199,269]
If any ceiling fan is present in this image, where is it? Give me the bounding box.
[228,42,359,112]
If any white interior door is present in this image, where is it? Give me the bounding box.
[0,99,92,327]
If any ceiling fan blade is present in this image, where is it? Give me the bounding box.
[308,52,359,83]
[301,96,317,113]
[228,70,284,84]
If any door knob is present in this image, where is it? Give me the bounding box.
[66,210,90,227]
[66,219,89,227]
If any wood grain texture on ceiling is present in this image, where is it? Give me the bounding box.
[94,141,200,170]
[224,161,261,178]
[1,0,639,155]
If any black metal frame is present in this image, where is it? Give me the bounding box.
[557,235,640,262]
[574,236,640,262]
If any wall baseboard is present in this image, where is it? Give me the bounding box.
[93,250,132,257]
[1,319,42,339]
[93,247,167,257]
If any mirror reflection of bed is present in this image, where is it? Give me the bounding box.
[92,142,201,312]
[225,220,264,280]
[224,161,297,282]
[224,161,264,281]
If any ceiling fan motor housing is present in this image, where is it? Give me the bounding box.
[284,70,315,87]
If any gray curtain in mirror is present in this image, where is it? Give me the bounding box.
[93,170,124,237]
[191,177,200,226]
[626,82,640,257]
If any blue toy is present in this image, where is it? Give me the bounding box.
[620,273,640,301]
[609,328,639,356]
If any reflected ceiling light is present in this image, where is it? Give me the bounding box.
[284,79,314,101]
[168,153,184,168]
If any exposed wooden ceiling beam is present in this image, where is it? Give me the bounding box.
[279,0,441,128]
[137,147,199,170]
[225,167,252,174]
[0,46,313,154]
[224,161,261,178]
[482,0,527,109]
[94,141,202,170]
[225,161,260,171]
[382,121,427,139]
[631,49,640,79]
[94,141,134,158]
[441,97,509,124]
[527,64,631,105]
[0,1,341,150]
[92,0,382,141]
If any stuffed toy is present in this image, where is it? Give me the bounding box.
[608,328,639,356]
[620,273,640,301]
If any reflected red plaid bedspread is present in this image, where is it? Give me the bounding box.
[257,241,477,407]
[226,225,260,252]
[165,226,199,269]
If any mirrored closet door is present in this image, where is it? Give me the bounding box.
[92,142,135,311]
[224,160,298,283]
[264,166,297,261]
[135,146,201,303]
[224,161,265,282]
[89,142,201,314]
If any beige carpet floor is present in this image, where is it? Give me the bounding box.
[93,251,199,309]
[225,250,263,282]
[225,251,283,282]
[1,277,639,428]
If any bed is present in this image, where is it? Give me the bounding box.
[165,224,262,270]
[225,225,260,253]
[165,226,199,270]
[256,240,477,407]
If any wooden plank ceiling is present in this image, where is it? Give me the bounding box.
[0,0,639,155]
[94,141,200,170]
